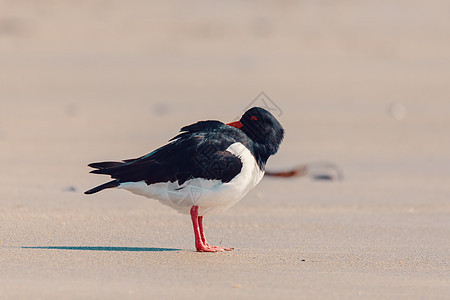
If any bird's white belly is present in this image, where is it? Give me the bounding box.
[118,142,264,215]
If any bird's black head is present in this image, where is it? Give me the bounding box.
[237,107,284,164]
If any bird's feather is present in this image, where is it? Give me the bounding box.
[85,121,250,194]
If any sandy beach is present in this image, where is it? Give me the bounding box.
[1,1,449,298]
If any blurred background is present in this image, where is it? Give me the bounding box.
[1,0,449,206]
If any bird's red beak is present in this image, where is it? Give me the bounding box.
[226,121,243,129]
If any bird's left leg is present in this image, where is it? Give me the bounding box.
[198,215,233,252]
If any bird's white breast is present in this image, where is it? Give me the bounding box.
[118,142,264,215]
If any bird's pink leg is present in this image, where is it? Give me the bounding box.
[190,207,202,251]
[198,216,232,251]
[190,206,233,252]
[190,206,215,252]
[197,215,209,246]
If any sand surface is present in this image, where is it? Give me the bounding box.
[1,1,450,299]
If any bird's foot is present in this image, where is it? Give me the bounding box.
[208,245,234,252]
[196,243,234,252]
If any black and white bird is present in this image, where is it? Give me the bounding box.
[85,107,284,252]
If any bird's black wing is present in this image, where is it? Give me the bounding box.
[85,121,248,194]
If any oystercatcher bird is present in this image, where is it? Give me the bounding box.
[85,107,284,252]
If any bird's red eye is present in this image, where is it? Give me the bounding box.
[251,116,258,121]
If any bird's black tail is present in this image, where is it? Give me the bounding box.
[88,161,125,170]
[84,180,120,194]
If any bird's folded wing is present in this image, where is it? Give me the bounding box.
[89,121,245,185]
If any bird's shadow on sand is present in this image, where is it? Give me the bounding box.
[22,246,182,252]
